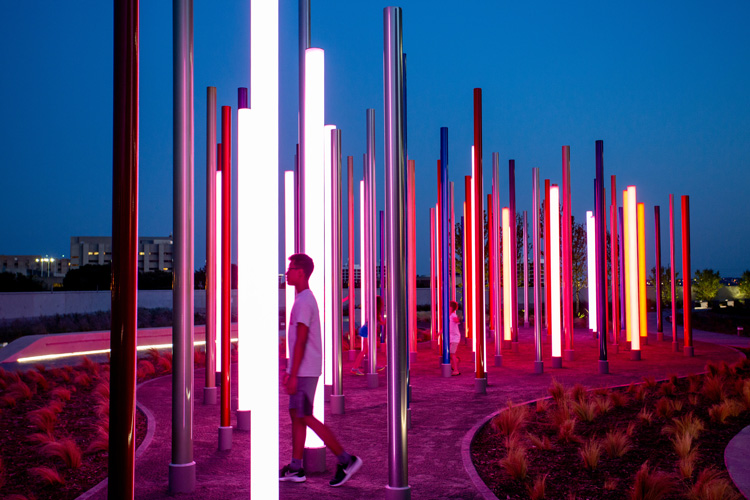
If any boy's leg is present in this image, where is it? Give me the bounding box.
[303,415,343,456]
[290,409,306,460]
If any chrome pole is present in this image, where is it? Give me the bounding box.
[523,211,529,328]
[492,153,502,365]
[348,156,355,361]
[365,108,378,388]
[384,6,410,499]
[170,0,195,492]
[532,168,543,373]
[297,0,310,252]
[204,87,217,402]
[331,129,345,414]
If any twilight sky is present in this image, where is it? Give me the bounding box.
[1,1,749,277]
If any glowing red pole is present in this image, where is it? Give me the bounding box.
[610,176,620,353]
[464,177,473,348]
[430,207,436,343]
[218,105,232,449]
[670,194,678,351]
[473,89,486,392]
[436,160,442,348]
[110,0,139,495]
[681,196,693,357]
[561,147,573,359]
[544,179,552,336]
[654,206,663,339]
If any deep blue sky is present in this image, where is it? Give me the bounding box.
[2,1,749,277]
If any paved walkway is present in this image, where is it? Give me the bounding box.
[70,314,749,500]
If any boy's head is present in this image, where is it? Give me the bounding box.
[287,253,314,283]
[450,300,458,313]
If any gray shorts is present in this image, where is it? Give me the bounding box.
[289,376,318,417]
[450,342,459,354]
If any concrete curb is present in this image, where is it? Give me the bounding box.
[726,426,750,498]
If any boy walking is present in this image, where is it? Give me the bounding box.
[280,253,363,486]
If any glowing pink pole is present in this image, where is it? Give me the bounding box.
[473,89,487,394]
[682,195,693,357]
[430,207,436,344]
[610,176,620,354]
[408,160,417,361]
[451,181,456,302]
[654,206,663,340]
[218,106,232,449]
[670,194,678,352]
[550,185,562,368]
[204,86,217,403]
[348,156,356,361]
[562,146,574,359]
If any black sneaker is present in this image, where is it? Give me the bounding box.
[329,456,362,487]
[279,465,306,482]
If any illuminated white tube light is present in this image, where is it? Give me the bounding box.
[249,0,279,495]
[304,47,325,448]
[502,207,511,342]
[238,107,252,412]
[550,186,561,358]
[215,170,222,373]
[586,211,597,332]
[627,186,640,351]
[323,124,336,388]
[284,171,295,360]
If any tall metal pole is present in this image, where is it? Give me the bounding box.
[595,141,608,374]
[380,211,385,299]
[204,87,217,403]
[218,106,232,451]
[492,154,501,366]
[110,0,138,496]
[464,178,473,351]
[544,179,551,336]
[532,169,543,373]
[562,146,574,360]
[618,207,626,341]
[408,160,417,361]
[473,89,486,394]
[297,0,310,252]
[610,176,620,353]
[436,162,442,349]
[509,160,519,351]
[654,206,663,339]
[440,128,451,375]
[383,7,410,498]
[348,156,355,361]
[365,108,378,388]
[681,196,693,357]
[451,182,456,302]
[430,207,436,344]
[332,129,345,414]
[670,195,678,351]
[523,211,529,328]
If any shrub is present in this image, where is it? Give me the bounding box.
[7,380,33,401]
[557,418,579,444]
[536,398,549,414]
[29,466,65,485]
[41,438,82,469]
[73,372,92,388]
[658,381,676,398]
[655,397,674,419]
[580,438,602,470]
[701,376,725,404]
[528,433,552,451]
[29,407,57,435]
[672,433,695,460]
[27,432,56,445]
[527,474,547,500]
[549,379,567,405]
[642,376,657,389]
[86,427,109,454]
[742,380,750,409]
[571,384,587,403]
[594,396,613,415]
[603,430,630,458]
[50,386,72,402]
[25,370,50,392]
[491,402,528,437]
[637,408,653,424]
[708,400,743,424]
[628,461,674,500]
[80,356,100,376]
[609,391,627,408]
[687,467,742,500]
[156,356,172,372]
[138,360,156,377]
[672,399,684,412]
[93,382,110,402]
[573,400,597,422]
[662,412,704,441]
[0,394,17,408]
[678,448,698,479]
[634,385,647,403]
[500,444,527,481]
[688,394,699,406]
[688,375,701,394]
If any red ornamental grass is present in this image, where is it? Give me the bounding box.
[29,465,65,485]
[25,370,50,392]
[93,382,110,401]
[41,438,82,469]
[73,372,92,388]
[27,432,56,445]
[8,380,33,401]
[29,407,57,436]
[687,467,742,500]
[80,356,100,376]
[156,356,172,372]
[0,394,17,408]
[50,386,72,402]
[138,360,156,377]
[628,462,674,500]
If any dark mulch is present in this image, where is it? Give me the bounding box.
[471,360,750,499]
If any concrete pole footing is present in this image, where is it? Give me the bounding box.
[551,356,562,369]
[236,410,250,431]
[494,355,503,367]
[630,350,641,361]
[564,349,574,361]
[331,394,345,415]
[218,426,232,450]
[598,360,609,374]
[534,361,544,374]
[684,346,694,357]
[203,386,217,405]
[441,363,452,377]
[304,447,326,473]
[385,484,412,500]
[367,373,379,388]
[474,377,487,394]
[168,460,196,494]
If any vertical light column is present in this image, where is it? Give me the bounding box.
[670,195,678,351]
[110,0,139,494]
[323,124,337,397]
[623,192,631,344]
[435,199,441,346]
[204,87,217,403]
[360,179,366,344]
[638,203,648,346]
[682,196,693,357]
[562,147,574,359]
[218,108,232,449]
[284,172,295,364]
[331,129,345,415]
[610,176,620,353]
[451,182,456,302]
[532,169,543,373]
[619,207,626,339]
[544,180,552,336]
[440,128,451,375]
[430,207,436,343]
[469,173,476,355]
[171,0,195,491]
[502,208,512,345]
[237,89,251,430]
[215,146,222,376]
[523,211,529,328]
[408,160,417,360]
[627,186,641,359]
[348,156,355,361]
[303,47,326,460]
[509,160,518,350]
[586,211,597,334]
[487,194,495,350]
[594,141,608,374]
[491,154,502,366]
[464,177,473,351]
[365,109,378,388]
[473,89,487,394]
[654,206,663,340]
[297,0,309,251]
[550,186,562,368]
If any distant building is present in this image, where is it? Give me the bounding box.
[70,235,174,273]
[0,255,70,277]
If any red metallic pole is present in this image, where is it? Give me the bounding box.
[670,194,678,351]
[220,106,232,437]
[562,146,573,358]
[464,177,473,347]
[430,208,436,342]
[654,206,663,339]
[681,196,693,357]
[487,193,495,336]
[544,179,551,336]
[610,176,619,353]
[473,88,486,391]
[110,0,139,497]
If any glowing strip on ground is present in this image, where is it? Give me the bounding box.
[503,207,511,341]
[215,170,222,373]
[323,124,336,387]
[586,211,597,332]
[550,186,561,358]
[304,47,325,448]
[638,202,647,340]
[284,171,295,360]
[627,186,640,350]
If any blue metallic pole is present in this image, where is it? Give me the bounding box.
[595,141,609,374]
[440,127,451,374]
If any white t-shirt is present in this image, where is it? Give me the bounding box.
[286,289,322,377]
[449,312,461,343]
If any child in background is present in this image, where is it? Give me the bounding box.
[449,301,461,376]
[351,296,385,375]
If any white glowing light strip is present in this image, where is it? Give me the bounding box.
[586,211,597,332]
[237,108,251,411]
[304,47,325,448]
[503,207,511,341]
[550,186,562,357]
[250,1,279,494]
[360,180,366,335]
[17,338,240,364]
[215,170,222,373]
[627,186,640,350]
[323,124,336,387]
[284,171,295,360]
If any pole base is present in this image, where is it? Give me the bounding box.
[348,349,357,361]
[494,354,503,367]
[385,484,412,500]
[331,394,345,415]
[630,350,641,361]
[673,342,680,352]
[280,357,288,370]
[591,329,597,339]
[599,360,609,374]
[684,346,695,357]
[475,376,487,394]
[236,410,250,431]
[304,447,326,473]
[641,335,648,346]
[324,384,332,402]
[441,363,452,378]
[203,386,217,405]
[406,407,412,430]
[551,356,562,369]
[512,341,520,353]
[657,332,664,342]
[409,352,417,363]
[168,460,196,494]
[502,340,512,350]
[564,349,575,361]
[609,343,619,355]
[218,426,232,451]
[215,371,221,386]
[534,360,544,374]
[367,373,379,388]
